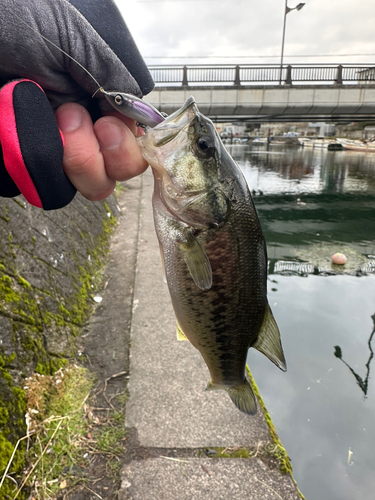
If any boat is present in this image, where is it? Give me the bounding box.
[299,138,330,149]
[251,137,268,145]
[336,138,375,152]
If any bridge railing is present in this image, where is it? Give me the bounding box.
[147,64,375,86]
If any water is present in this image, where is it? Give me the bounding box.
[230,143,375,500]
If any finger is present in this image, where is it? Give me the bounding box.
[103,110,138,135]
[55,103,115,201]
[94,114,148,182]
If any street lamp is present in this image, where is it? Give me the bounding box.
[279,1,305,84]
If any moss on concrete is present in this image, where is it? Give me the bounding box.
[0,195,119,497]
[246,365,306,499]
[0,353,27,499]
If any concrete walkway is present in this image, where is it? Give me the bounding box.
[118,169,302,500]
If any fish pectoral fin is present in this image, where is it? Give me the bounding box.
[176,322,189,341]
[253,303,287,372]
[178,232,212,290]
[206,380,257,415]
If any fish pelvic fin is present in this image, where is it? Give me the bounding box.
[158,242,167,283]
[176,322,189,341]
[206,380,257,415]
[253,303,287,372]
[178,231,212,290]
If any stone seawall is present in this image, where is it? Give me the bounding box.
[0,192,120,489]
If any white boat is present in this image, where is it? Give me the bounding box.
[336,138,375,152]
[251,137,268,145]
[299,138,329,149]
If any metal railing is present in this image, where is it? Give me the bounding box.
[147,64,375,86]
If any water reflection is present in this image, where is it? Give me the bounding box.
[228,144,375,195]
[334,313,375,396]
[248,274,375,500]
[228,145,375,262]
[233,144,375,500]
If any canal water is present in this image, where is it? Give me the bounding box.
[230,143,375,500]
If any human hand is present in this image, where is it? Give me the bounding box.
[55,104,148,202]
[0,0,153,209]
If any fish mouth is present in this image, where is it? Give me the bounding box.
[148,97,198,149]
[164,96,196,123]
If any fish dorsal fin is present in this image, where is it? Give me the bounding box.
[253,304,287,372]
[176,323,189,341]
[178,232,212,290]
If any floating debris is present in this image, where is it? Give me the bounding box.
[273,260,314,275]
[289,244,371,275]
[269,245,375,276]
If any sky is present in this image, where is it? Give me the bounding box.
[114,0,375,65]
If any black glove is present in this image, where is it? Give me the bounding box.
[0,0,154,210]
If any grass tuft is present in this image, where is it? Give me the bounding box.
[2,364,129,499]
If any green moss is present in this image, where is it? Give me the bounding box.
[59,211,117,327]
[0,355,27,498]
[13,198,27,209]
[0,204,10,222]
[35,358,69,376]
[0,201,118,498]
[246,366,305,499]
[17,276,31,289]
[115,181,125,193]
[206,447,250,458]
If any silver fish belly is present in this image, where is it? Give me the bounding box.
[137,96,286,415]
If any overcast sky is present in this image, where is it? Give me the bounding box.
[115,0,375,65]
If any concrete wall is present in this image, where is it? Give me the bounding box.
[0,191,119,485]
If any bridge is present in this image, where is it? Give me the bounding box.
[146,64,375,122]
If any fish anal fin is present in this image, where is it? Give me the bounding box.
[227,381,257,415]
[206,380,257,415]
[253,303,287,372]
[176,322,189,341]
[178,232,212,290]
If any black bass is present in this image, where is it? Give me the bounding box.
[137,96,286,415]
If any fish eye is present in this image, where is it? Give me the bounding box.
[114,94,123,105]
[195,135,215,159]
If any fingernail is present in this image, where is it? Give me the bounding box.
[58,106,84,132]
[96,121,123,150]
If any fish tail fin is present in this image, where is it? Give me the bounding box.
[227,381,257,415]
[207,380,257,415]
[253,303,287,372]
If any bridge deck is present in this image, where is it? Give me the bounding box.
[147,84,375,122]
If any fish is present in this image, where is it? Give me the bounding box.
[137,96,286,415]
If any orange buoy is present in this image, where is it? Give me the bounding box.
[332,253,347,265]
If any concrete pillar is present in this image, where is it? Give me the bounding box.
[182,66,188,86]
